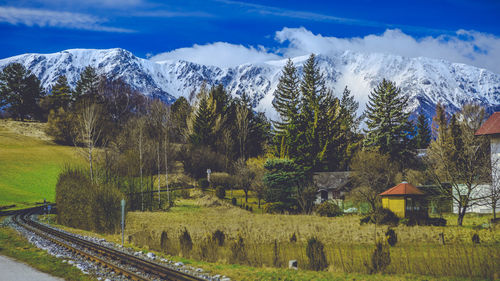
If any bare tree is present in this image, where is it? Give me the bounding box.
[163,106,172,206]
[234,158,253,203]
[349,150,397,212]
[236,102,249,160]
[426,104,490,226]
[74,100,103,183]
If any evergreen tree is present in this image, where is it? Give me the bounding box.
[336,86,362,170]
[363,79,413,163]
[189,84,216,147]
[48,75,72,111]
[296,54,341,172]
[272,59,301,158]
[414,113,431,149]
[74,66,99,102]
[0,63,43,121]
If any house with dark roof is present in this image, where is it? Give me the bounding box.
[313,171,352,205]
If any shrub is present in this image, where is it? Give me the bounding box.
[56,166,123,233]
[199,233,218,262]
[385,228,397,247]
[212,229,225,246]
[179,228,193,256]
[290,232,297,243]
[179,188,190,199]
[180,146,225,179]
[306,237,328,271]
[198,178,209,189]
[315,201,342,217]
[370,241,391,273]
[428,217,447,226]
[231,197,237,205]
[361,208,399,226]
[215,186,226,199]
[45,108,75,144]
[400,218,410,226]
[160,231,168,250]
[210,172,235,190]
[472,233,480,244]
[230,235,247,264]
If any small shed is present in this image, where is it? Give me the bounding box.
[380,181,426,218]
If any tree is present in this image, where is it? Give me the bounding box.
[426,103,490,226]
[171,96,191,142]
[0,63,43,121]
[49,75,72,110]
[414,113,431,149]
[263,158,307,212]
[336,86,362,170]
[234,158,253,203]
[482,159,500,221]
[349,150,397,211]
[364,79,413,165]
[295,54,341,172]
[74,66,99,102]
[236,101,250,160]
[246,157,266,208]
[74,100,104,183]
[272,58,301,158]
[189,84,217,147]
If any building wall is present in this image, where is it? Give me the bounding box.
[492,137,500,190]
[382,196,405,218]
[452,184,500,214]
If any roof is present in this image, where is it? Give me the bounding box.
[475,112,500,136]
[313,171,352,191]
[379,182,424,196]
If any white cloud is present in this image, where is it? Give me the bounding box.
[150,42,280,68]
[275,27,500,74]
[0,6,133,32]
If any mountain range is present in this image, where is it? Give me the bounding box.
[1,48,500,121]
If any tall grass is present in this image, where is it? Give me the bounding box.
[125,196,499,279]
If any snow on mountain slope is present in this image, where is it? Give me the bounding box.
[1,48,499,120]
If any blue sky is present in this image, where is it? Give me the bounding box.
[1,0,500,72]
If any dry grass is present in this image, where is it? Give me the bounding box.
[117,194,500,280]
[0,119,52,141]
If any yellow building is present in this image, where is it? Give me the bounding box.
[380,181,426,218]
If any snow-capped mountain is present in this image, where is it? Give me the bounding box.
[1,48,500,120]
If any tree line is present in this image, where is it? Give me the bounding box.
[1,57,495,226]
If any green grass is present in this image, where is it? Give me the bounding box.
[0,123,81,209]
[0,222,92,281]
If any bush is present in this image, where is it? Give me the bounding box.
[290,232,297,243]
[385,228,397,247]
[199,233,218,262]
[180,146,225,179]
[370,241,391,273]
[198,178,209,189]
[210,172,235,190]
[306,237,328,271]
[179,228,193,256]
[472,233,480,244]
[179,188,190,199]
[231,197,237,205]
[45,108,75,144]
[215,186,226,199]
[56,167,123,233]
[361,208,399,226]
[428,217,447,226]
[315,201,342,217]
[230,234,247,264]
[212,229,225,246]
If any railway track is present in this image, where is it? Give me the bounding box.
[11,208,205,281]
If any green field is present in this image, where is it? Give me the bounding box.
[0,121,80,208]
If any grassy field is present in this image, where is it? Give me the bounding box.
[46,191,500,280]
[0,120,81,209]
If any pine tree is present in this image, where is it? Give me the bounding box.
[0,63,43,121]
[363,79,413,163]
[74,66,99,102]
[414,113,431,149]
[273,59,300,138]
[296,54,341,172]
[48,75,72,111]
[336,86,361,170]
[189,84,216,147]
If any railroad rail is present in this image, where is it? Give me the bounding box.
[11,208,204,281]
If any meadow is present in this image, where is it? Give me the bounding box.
[0,120,81,208]
[62,189,493,280]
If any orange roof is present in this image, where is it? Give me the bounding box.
[475,112,500,136]
[379,182,424,196]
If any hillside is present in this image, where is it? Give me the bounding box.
[0,120,81,208]
[1,48,500,120]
